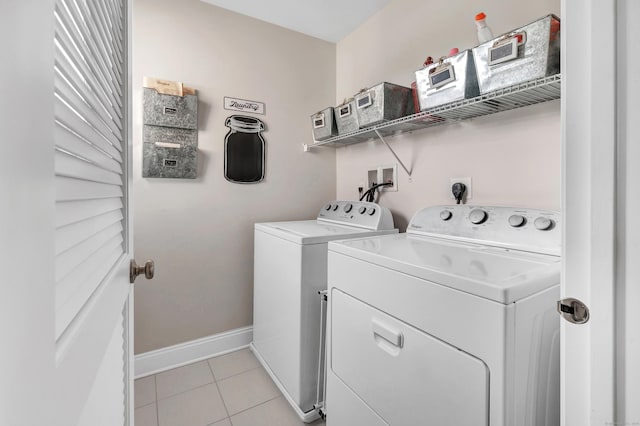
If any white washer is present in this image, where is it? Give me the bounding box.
[326,205,561,426]
[251,200,397,422]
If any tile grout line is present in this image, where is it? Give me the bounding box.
[155,380,217,403]
[153,375,159,426]
[214,364,262,383]
[205,357,232,423]
[154,361,216,402]
[226,394,285,422]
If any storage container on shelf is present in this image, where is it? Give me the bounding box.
[354,82,414,128]
[333,99,360,135]
[415,49,480,111]
[310,107,338,141]
[471,14,561,95]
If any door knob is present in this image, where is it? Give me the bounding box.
[130,259,155,284]
[557,298,590,324]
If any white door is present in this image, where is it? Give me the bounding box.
[1,0,138,425]
[562,0,640,424]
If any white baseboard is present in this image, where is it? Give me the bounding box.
[134,326,253,378]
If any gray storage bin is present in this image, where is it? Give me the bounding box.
[142,125,197,178]
[355,82,413,128]
[415,50,480,111]
[472,14,560,94]
[143,87,198,130]
[333,100,359,135]
[311,107,338,141]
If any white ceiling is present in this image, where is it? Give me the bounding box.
[200,0,391,43]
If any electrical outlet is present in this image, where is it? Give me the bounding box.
[380,164,398,192]
[450,177,472,201]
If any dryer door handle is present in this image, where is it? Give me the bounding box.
[372,319,404,348]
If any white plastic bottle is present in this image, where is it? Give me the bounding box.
[475,12,494,43]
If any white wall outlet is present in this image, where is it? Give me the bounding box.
[367,169,378,189]
[450,177,472,201]
[380,164,398,192]
[367,165,398,193]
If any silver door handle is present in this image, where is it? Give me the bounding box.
[130,259,155,284]
[557,298,590,324]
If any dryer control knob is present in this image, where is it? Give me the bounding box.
[332,204,339,211]
[344,203,353,213]
[469,209,488,225]
[358,206,367,214]
[368,207,377,216]
[325,204,332,211]
[534,217,553,231]
[508,214,526,228]
[440,210,453,221]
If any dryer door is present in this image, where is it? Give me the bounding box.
[330,289,489,426]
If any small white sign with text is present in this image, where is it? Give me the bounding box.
[224,97,265,115]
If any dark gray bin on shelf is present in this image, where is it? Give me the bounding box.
[354,82,413,128]
[142,125,197,179]
[311,107,338,141]
[143,87,198,130]
[472,14,561,95]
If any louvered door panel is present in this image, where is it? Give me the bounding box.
[54,0,126,341]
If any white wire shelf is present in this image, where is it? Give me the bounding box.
[308,74,561,149]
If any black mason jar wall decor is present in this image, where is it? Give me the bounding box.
[224,115,266,183]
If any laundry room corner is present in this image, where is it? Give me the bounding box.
[131,0,336,357]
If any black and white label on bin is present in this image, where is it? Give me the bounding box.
[429,64,456,89]
[356,92,373,109]
[488,33,525,66]
[313,114,325,129]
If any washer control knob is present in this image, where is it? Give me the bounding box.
[344,203,353,213]
[534,217,553,231]
[440,210,453,221]
[469,209,488,225]
[332,204,339,211]
[508,214,526,228]
[368,207,377,216]
[325,204,332,211]
[358,206,367,214]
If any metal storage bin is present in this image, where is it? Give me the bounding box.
[143,87,198,130]
[415,50,480,111]
[311,107,338,141]
[333,100,359,135]
[142,125,197,178]
[354,82,413,128]
[472,14,560,94]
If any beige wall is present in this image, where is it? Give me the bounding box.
[336,0,561,230]
[132,0,336,353]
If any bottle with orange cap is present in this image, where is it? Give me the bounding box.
[475,12,494,43]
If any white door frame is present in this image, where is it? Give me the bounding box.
[562,0,639,424]
[614,1,640,423]
[0,1,57,424]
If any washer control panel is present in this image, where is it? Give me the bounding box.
[408,205,561,255]
[318,200,394,230]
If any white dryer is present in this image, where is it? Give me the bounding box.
[251,200,397,422]
[326,205,561,426]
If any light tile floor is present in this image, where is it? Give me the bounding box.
[135,348,326,426]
